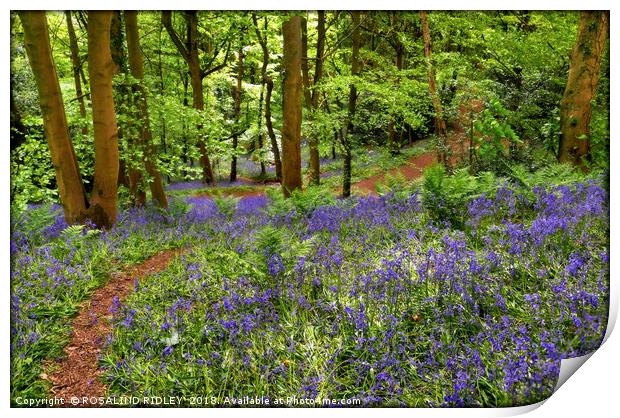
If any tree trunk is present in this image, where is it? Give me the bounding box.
[162,11,215,184]
[65,11,88,136]
[254,37,267,179]
[388,41,404,155]
[301,13,325,186]
[265,76,282,182]
[256,82,267,177]
[342,11,361,198]
[18,11,88,223]
[87,11,119,228]
[281,16,303,197]
[230,48,244,182]
[125,11,168,208]
[559,11,608,170]
[312,11,326,111]
[420,11,448,164]
[111,11,145,205]
[253,13,281,182]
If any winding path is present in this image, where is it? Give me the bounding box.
[47,248,185,406]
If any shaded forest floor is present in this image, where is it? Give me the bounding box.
[173,132,469,200]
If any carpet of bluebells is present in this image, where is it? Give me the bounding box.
[10,176,608,406]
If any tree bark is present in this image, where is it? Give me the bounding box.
[65,11,88,136]
[559,11,608,170]
[18,11,88,223]
[281,16,303,197]
[230,48,244,182]
[110,11,145,205]
[162,11,215,184]
[300,16,313,109]
[125,11,168,208]
[87,11,119,228]
[420,11,448,164]
[388,32,405,156]
[253,13,282,182]
[342,11,361,198]
[265,76,282,182]
[301,13,325,186]
[250,19,267,178]
[312,11,326,110]
[255,79,267,177]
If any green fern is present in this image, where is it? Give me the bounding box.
[212,194,240,217]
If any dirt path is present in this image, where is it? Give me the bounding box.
[352,134,468,195]
[47,248,186,406]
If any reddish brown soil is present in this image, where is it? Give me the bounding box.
[352,133,469,195]
[46,248,186,406]
[353,152,437,195]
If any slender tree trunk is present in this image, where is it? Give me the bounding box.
[189,62,215,183]
[420,11,448,164]
[312,11,326,111]
[301,13,325,186]
[388,42,404,155]
[300,16,318,184]
[322,91,337,159]
[300,17,313,109]
[281,16,303,197]
[342,12,361,198]
[157,20,168,169]
[559,11,608,170]
[87,11,119,228]
[230,48,244,182]
[256,81,267,177]
[125,11,168,208]
[110,11,145,204]
[19,11,88,223]
[109,11,132,191]
[162,11,215,184]
[65,11,88,136]
[254,57,267,178]
[253,13,282,181]
[265,77,282,181]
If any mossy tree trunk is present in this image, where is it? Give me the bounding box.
[559,11,608,170]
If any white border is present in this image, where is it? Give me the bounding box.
[3,2,617,417]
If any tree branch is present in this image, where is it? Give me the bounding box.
[322,14,365,62]
[200,40,232,79]
[161,11,190,63]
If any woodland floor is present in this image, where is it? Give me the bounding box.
[46,248,186,405]
[43,132,470,402]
